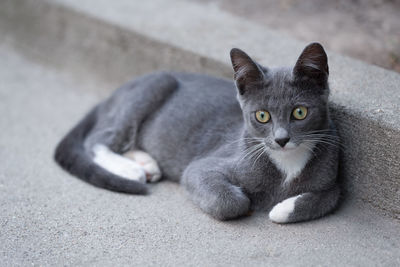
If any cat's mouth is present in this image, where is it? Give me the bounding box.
[268,141,315,156]
[269,141,298,151]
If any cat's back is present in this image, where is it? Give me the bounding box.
[173,71,238,102]
[143,71,241,123]
[137,72,243,180]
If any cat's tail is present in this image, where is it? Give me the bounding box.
[54,107,148,194]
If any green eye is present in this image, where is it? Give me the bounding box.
[292,106,308,120]
[255,110,270,123]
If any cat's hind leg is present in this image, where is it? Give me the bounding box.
[123,150,162,182]
[269,186,340,223]
[93,144,147,183]
[93,145,162,183]
[56,72,177,194]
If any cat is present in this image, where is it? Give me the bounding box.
[55,42,340,223]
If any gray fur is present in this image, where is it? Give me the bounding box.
[55,43,340,222]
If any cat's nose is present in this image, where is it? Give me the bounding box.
[275,137,290,147]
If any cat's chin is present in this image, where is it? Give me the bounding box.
[271,147,297,152]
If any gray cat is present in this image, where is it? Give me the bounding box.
[55,42,340,223]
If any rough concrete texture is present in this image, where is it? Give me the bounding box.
[1,40,400,266]
[192,0,400,73]
[1,0,398,218]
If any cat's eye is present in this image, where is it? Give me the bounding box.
[255,110,270,123]
[292,106,308,120]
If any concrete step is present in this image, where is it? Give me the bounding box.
[0,40,399,266]
[3,0,398,220]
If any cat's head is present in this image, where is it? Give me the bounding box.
[230,43,330,152]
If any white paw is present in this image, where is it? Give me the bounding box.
[93,144,146,183]
[142,161,162,182]
[112,160,147,183]
[269,195,302,224]
[123,150,162,182]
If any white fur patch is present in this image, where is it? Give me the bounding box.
[267,142,313,184]
[123,150,162,182]
[93,144,146,183]
[269,195,302,223]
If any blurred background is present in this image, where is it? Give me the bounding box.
[194,0,400,72]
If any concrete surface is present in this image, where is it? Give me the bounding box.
[191,0,400,73]
[0,0,399,219]
[0,40,400,266]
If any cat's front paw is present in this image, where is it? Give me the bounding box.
[206,185,250,221]
[269,195,302,224]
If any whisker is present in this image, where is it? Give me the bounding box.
[301,142,317,157]
[302,137,342,146]
[237,143,265,163]
[302,139,344,151]
[225,137,264,147]
[252,146,267,170]
[302,135,342,144]
[297,130,344,151]
[233,143,266,172]
[304,129,336,134]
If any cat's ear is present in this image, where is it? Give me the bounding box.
[293,43,329,85]
[230,48,264,95]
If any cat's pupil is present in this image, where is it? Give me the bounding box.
[297,109,302,115]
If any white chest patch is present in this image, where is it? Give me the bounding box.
[267,143,313,184]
